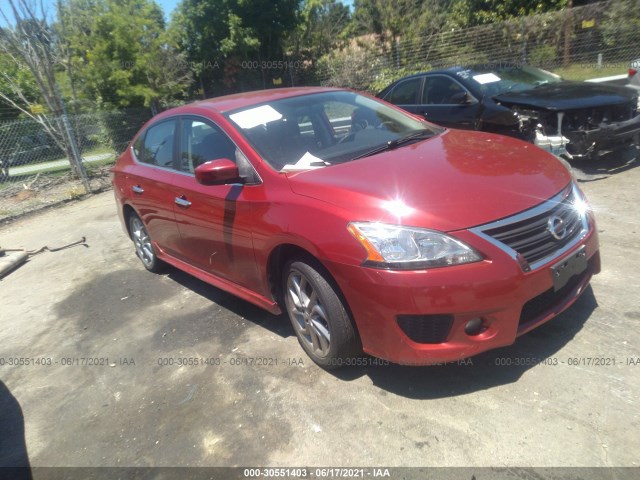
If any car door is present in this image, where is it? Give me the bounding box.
[126,118,182,257]
[416,74,482,129]
[169,116,264,293]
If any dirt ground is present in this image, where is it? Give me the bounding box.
[0,167,113,221]
[0,148,639,475]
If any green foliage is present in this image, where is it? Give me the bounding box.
[367,66,429,94]
[315,41,382,90]
[601,0,640,59]
[288,0,351,65]
[171,0,301,92]
[58,0,192,111]
[446,0,569,28]
[97,108,152,153]
[0,52,41,120]
[350,0,426,44]
[529,44,557,67]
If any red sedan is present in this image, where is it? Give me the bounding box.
[112,87,600,368]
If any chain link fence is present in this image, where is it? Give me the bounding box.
[0,109,151,221]
[314,0,638,91]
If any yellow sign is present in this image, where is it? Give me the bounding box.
[272,77,283,86]
[30,104,44,114]
[582,19,596,29]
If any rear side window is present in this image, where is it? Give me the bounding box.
[136,120,176,168]
[422,76,466,104]
[387,78,421,105]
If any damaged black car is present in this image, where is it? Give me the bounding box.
[377,64,640,160]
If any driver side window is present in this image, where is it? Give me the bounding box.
[179,118,260,184]
[179,119,236,173]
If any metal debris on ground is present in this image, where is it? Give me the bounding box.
[0,236,87,278]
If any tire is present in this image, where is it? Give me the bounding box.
[128,213,165,273]
[283,259,361,369]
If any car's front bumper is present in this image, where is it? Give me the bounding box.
[564,113,640,159]
[326,221,600,366]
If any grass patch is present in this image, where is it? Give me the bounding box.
[553,64,628,81]
[2,149,115,189]
[83,145,115,157]
[6,147,116,176]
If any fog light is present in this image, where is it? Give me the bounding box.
[464,318,485,336]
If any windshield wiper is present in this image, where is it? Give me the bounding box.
[352,130,435,160]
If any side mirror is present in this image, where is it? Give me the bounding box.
[194,158,243,186]
[451,91,475,105]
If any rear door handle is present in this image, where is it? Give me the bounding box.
[132,185,144,194]
[174,195,192,208]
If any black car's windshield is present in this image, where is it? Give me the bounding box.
[226,90,441,172]
[458,65,562,96]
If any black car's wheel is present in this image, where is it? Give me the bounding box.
[129,213,165,273]
[283,259,360,369]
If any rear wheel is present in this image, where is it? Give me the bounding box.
[129,213,164,273]
[283,259,360,369]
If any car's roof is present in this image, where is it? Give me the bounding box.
[393,67,464,82]
[182,86,344,114]
[390,64,543,82]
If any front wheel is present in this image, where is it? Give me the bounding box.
[283,260,361,369]
[129,213,165,273]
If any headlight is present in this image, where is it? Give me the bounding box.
[571,181,592,227]
[347,222,482,270]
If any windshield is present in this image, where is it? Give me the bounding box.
[458,64,562,96]
[226,90,441,172]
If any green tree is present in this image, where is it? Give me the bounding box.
[58,0,192,112]
[348,0,447,68]
[601,0,640,60]
[350,0,420,47]
[0,50,40,120]
[171,0,300,93]
[446,0,569,28]
[288,0,351,65]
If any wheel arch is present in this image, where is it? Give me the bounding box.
[266,243,361,341]
[122,203,137,238]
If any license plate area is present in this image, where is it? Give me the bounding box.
[551,246,588,291]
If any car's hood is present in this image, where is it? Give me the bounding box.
[286,129,572,232]
[494,81,638,111]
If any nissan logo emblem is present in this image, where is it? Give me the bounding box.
[547,215,566,240]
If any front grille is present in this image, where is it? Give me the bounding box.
[477,186,588,269]
[542,100,637,131]
[397,314,453,344]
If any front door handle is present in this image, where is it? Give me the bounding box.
[132,185,144,194]
[174,195,192,208]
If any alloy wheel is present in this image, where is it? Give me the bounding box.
[286,270,332,358]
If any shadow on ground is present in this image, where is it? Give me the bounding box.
[0,381,32,479]
[166,265,599,399]
[54,258,598,400]
[166,268,292,339]
[333,287,598,398]
[572,145,639,181]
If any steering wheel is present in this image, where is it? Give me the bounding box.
[338,132,356,144]
[376,121,395,131]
